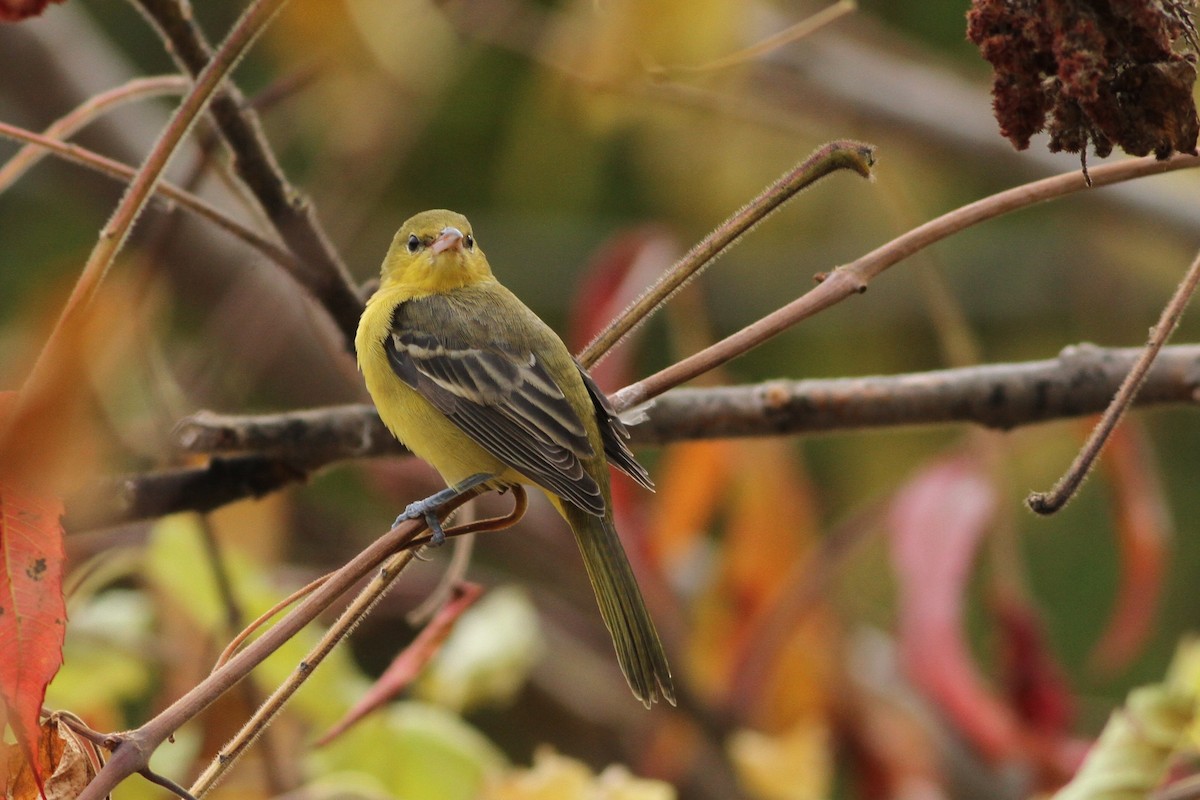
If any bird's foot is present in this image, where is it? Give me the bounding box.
[393,473,493,546]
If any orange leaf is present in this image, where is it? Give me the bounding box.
[888,455,1019,761]
[1,714,100,800]
[1089,421,1170,675]
[674,439,828,721]
[0,478,67,782]
[646,440,733,568]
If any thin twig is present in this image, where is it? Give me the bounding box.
[133,0,364,350]
[316,582,486,747]
[189,488,525,795]
[402,485,530,549]
[214,572,333,670]
[647,0,856,75]
[609,153,1200,412]
[578,140,876,368]
[189,547,418,797]
[73,491,478,800]
[173,341,1200,455]
[2,0,291,475]
[1028,246,1200,514]
[0,120,298,273]
[0,75,190,192]
[406,503,477,625]
[196,519,292,795]
[139,767,199,800]
[197,519,246,634]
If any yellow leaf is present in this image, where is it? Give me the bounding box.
[416,586,544,713]
[728,719,831,800]
[481,747,675,800]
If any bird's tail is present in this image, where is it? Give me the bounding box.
[560,501,675,707]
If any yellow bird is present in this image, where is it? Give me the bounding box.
[356,209,674,707]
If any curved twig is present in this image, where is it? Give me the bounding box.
[0,75,190,192]
[213,571,333,670]
[1028,246,1200,514]
[579,140,875,367]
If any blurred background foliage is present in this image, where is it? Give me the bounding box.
[2,0,1200,798]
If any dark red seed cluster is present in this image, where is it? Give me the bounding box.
[967,0,1199,161]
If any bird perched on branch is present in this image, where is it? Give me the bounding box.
[355,209,674,707]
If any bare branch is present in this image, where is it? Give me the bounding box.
[132,0,364,349]
[175,406,406,461]
[64,455,310,532]
[635,343,1200,442]
[64,343,1200,531]
[2,0,291,474]
[189,547,420,796]
[73,490,478,800]
[610,153,1200,412]
[178,343,1200,452]
[0,120,297,271]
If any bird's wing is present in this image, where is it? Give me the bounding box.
[386,297,606,516]
[576,364,654,492]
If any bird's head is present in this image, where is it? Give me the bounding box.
[380,209,493,293]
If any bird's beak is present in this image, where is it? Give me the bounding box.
[430,226,464,256]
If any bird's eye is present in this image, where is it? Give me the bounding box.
[406,234,421,253]
[464,233,475,250]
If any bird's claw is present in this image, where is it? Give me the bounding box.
[392,473,493,547]
[394,499,448,546]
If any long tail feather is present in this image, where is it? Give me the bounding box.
[562,503,674,707]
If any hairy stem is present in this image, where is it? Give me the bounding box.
[190,547,419,797]
[578,140,876,368]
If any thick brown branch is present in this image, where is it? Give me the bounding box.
[179,343,1200,453]
[175,406,407,461]
[634,343,1200,443]
[66,343,1200,531]
[64,455,309,532]
[133,0,364,349]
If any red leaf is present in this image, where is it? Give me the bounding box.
[888,456,1020,761]
[0,0,65,22]
[315,582,483,746]
[566,226,678,577]
[566,225,678,390]
[0,479,67,783]
[993,591,1074,736]
[1089,421,1169,675]
[992,590,1083,788]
